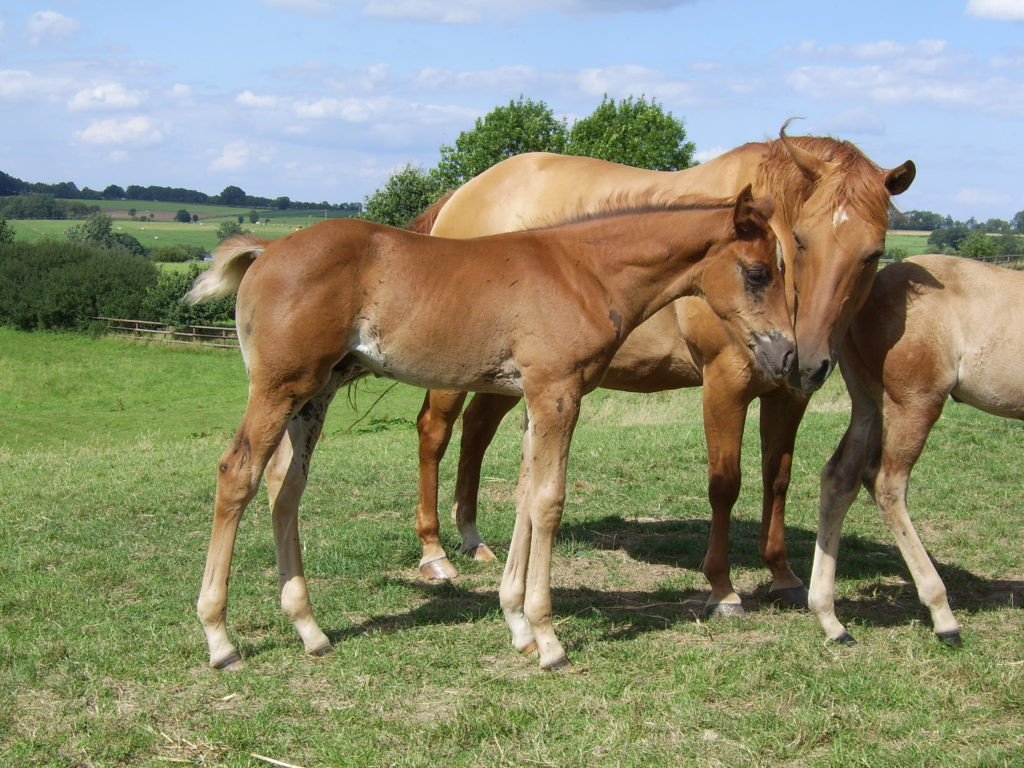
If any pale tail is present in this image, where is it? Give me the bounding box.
[185,235,266,305]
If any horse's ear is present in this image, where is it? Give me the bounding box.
[733,184,773,240]
[778,118,827,182]
[884,160,916,196]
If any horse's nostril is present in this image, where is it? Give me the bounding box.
[810,358,832,387]
[782,349,795,375]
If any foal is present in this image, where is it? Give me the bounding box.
[811,254,1024,645]
[188,187,794,670]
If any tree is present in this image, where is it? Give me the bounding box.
[217,220,245,241]
[66,212,146,257]
[248,209,260,224]
[1012,210,1024,232]
[928,225,970,253]
[362,165,441,228]
[219,185,246,206]
[175,209,192,223]
[566,95,696,170]
[102,184,125,200]
[0,217,14,244]
[433,97,568,190]
[959,231,997,260]
[274,196,291,210]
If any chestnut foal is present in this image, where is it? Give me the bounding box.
[187,188,793,670]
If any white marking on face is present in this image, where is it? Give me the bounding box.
[832,205,849,229]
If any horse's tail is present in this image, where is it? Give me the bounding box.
[406,191,455,233]
[185,235,267,304]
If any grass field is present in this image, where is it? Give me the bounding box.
[1,328,1021,767]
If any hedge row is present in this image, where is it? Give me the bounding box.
[0,240,235,332]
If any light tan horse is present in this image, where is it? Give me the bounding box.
[811,254,1024,646]
[187,188,794,670]
[409,124,915,616]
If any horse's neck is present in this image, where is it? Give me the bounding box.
[575,210,724,328]
[662,144,769,198]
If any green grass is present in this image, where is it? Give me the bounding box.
[885,231,931,257]
[1,328,1021,767]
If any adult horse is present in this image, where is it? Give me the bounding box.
[187,189,793,671]
[811,254,1024,646]
[410,123,915,616]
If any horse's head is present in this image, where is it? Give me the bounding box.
[769,124,915,393]
[701,185,796,384]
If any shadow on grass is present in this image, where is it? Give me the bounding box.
[318,515,1020,649]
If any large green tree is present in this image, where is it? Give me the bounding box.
[567,95,695,170]
[432,96,568,190]
[362,165,441,228]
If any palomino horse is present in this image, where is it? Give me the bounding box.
[409,125,915,616]
[187,188,794,670]
[811,254,1024,646]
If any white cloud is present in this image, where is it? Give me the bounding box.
[167,84,192,99]
[364,0,488,23]
[0,68,69,100]
[413,65,537,92]
[75,116,165,147]
[965,0,1024,21]
[25,11,80,46]
[68,83,144,111]
[236,90,280,109]
[210,140,267,171]
[575,65,699,104]
[816,108,886,135]
[258,0,336,16]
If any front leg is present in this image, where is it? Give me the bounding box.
[757,387,811,608]
[700,379,752,616]
[499,385,580,670]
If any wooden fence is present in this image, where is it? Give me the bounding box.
[93,317,239,349]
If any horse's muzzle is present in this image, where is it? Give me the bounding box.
[753,332,797,383]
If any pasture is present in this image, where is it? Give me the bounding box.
[1,328,1021,767]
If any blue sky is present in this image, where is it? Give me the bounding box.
[1,0,1022,220]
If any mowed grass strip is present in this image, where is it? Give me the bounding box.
[0,328,1021,767]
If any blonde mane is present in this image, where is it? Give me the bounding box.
[758,135,891,230]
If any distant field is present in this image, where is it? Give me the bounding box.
[886,231,931,257]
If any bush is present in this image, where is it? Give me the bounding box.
[0,239,158,330]
[139,263,235,327]
[150,244,205,263]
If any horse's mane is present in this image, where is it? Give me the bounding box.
[406,191,454,233]
[527,189,739,231]
[758,135,891,230]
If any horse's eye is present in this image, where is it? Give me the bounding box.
[793,233,806,251]
[745,263,770,287]
[864,248,884,266]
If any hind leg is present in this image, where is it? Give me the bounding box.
[453,393,521,561]
[264,375,342,657]
[873,394,960,643]
[197,370,330,669]
[415,390,467,579]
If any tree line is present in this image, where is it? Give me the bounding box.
[0,169,362,214]
[891,208,1024,260]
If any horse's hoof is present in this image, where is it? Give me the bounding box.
[310,643,335,657]
[212,652,244,671]
[936,630,963,648]
[419,557,458,580]
[705,601,745,618]
[542,655,573,672]
[831,631,856,646]
[470,543,497,563]
[769,584,809,610]
[518,640,539,656]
